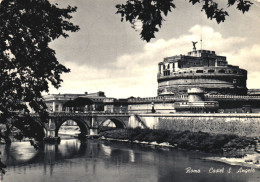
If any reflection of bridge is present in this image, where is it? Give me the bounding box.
[30,112,147,138]
[2,139,141,180]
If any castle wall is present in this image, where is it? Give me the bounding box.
[137,113,260,137]
[158,75,247,95]
[128,103,176,114]
[158,78,234,87]
[104,105,128,113]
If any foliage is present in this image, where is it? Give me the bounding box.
[101,129,128,139]
[0,0,79,141]
[116,0,253,42]
[100,128,256,153]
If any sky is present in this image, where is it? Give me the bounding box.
[48,0,260,98]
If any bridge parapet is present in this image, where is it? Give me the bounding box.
[50,112,130,117]
[29,112,131,118]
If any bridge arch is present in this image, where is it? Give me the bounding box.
[11,118,47,141]
[99,117,126,131]
[55,118,90,137]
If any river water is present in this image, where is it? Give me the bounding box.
[0,138,259,182]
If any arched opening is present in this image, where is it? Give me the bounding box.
[11,119,46,141]
[58,120,80,137]
[99,118,125,132]
[55,119,89,138]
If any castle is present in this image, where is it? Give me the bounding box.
[157,49,247,96]
[44,45,260,114]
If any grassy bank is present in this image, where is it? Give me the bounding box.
[99,128,257,154]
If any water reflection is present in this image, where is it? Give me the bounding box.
[0,139,259,182]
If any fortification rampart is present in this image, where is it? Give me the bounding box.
[135,113,260,137]
[128,95,188,103]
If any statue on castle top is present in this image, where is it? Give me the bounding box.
[192,41,198,51]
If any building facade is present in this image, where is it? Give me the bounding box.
[44,91,106,112]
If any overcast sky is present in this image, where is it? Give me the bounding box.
[48,0,260,98]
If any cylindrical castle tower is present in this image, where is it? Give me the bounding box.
[157,49,247,96]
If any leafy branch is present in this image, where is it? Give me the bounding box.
[116,0,253,42]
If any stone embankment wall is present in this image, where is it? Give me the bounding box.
[133,113,260,137]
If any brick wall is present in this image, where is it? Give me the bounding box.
[138,114,260,137]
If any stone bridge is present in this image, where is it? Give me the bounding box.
[30,112,147,139]
[25,112,260,140]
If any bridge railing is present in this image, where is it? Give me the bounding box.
[40,111,131,116]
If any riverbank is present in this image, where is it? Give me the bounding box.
[99,128,257,154]
[99,128,260,168]
[205,154,260,169]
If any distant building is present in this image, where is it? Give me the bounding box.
[43,91,106,112]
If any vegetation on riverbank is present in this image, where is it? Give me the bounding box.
[99,128,257,154]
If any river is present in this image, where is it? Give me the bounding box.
[0,138,259,182]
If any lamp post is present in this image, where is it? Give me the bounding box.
[151,102,156,113]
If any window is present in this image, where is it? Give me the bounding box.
[196,70,203,73]
[164,70,170,76]
[219,70,225,73]
[208,70,214,73]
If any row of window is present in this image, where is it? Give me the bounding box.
[194,69,238,74]
[163,69,239,75]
